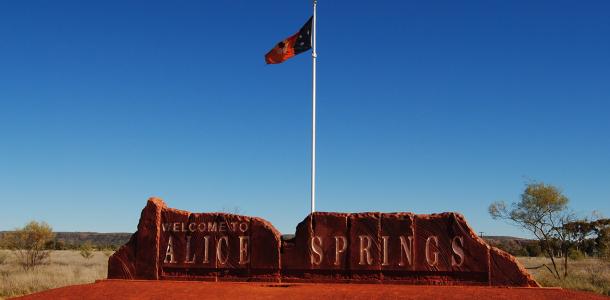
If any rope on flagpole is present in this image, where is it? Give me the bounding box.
[311,0,317,214]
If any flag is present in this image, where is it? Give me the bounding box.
[265,17,312,64]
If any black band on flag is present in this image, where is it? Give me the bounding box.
[294,17,312,55]
[265,16,313,64]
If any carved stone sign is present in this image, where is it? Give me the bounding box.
[108,198,538,286]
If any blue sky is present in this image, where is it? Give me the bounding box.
[1,1,609,236]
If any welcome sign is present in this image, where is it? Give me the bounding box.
[108,198,538,286]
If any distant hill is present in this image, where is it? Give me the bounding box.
[53,232,132,249]
[483,236,531,242]
[0,231,132,249]
[482,236,540,256]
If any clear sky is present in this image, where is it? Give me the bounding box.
[1,1,609,236]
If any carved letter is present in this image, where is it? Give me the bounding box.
[239,222,248,233]
[334,236,347,266]
[425,236,439,267]
[382,236,389,266]
[202,235,210,263]
[216,236,229,265]
[208,222,218,232]
[310,236,323,266]
[188,223,197,232]
[451,236,465,267]
[239,236,250,264]
[163,236,176,264]
[184,235,195,263]
[399,236,413,267]
[358,235,373,265]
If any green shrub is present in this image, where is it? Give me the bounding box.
[79,242,94,260]
[569,249,585,260]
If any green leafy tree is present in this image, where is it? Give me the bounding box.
[592,219,610,259]
[3,221,55,270]
[489,182,574,279]
[563,219,595,254]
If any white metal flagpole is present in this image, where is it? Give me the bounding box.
[311,0,317,214]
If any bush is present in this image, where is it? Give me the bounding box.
[525,243,543,257]
[79,242,94,260]
[2,221,55,270]
[569,249,585,260]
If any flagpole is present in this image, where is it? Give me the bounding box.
[311,0,317,214]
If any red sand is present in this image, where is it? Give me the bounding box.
[13,280,608,300]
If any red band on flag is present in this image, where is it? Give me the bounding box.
[265,34,298,64]
[265,17,312,64]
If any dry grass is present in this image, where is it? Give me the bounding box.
[518,256,610,296]
[0,249,109,299]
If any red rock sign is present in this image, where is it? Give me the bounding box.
[108,198,538,287]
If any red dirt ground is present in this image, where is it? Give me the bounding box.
[13,280,609,300]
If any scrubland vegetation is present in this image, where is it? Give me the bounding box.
[519,256,610,296]
[0,221,113,299]
[0,250,109,299]
[490,182,610,280]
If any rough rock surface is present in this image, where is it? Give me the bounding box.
[108,198,538,286]
[109,198,282,282]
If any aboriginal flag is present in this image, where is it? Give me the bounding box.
[265,17,312,64]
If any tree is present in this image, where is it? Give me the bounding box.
[3,221,55,270]
[489,182,574,279]
[524,242,542,257]
[558,216,610,259]
[563,219,595,254]
[591,219,610,258]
